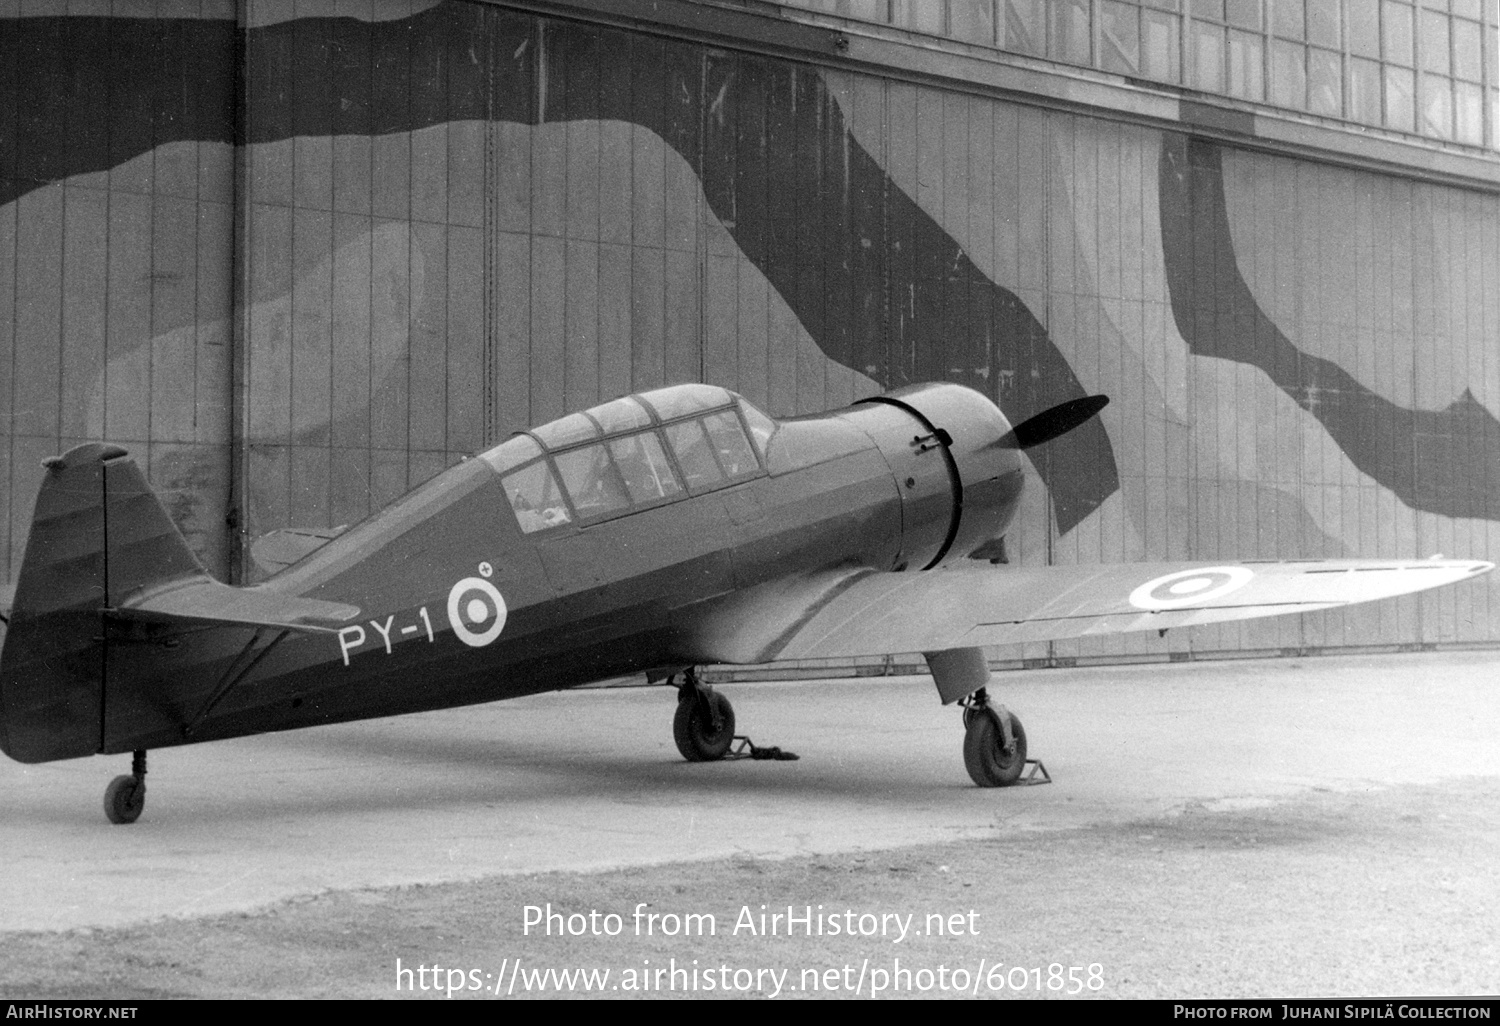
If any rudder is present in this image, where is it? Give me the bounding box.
[0,444,203,763]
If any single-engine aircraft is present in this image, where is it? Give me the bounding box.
[0,382,1490,823]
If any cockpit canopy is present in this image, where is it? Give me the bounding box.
[479,385,777,533]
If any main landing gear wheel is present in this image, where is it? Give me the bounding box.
[104,750,148,824]
[962,706,1027,788]
[673,680,736,762]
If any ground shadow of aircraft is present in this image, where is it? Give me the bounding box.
[0,383,1489,823]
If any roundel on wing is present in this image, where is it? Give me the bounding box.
[447,576,508,647]
[1128,566,1254,611]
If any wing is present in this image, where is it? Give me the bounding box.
[680,559,1493,664]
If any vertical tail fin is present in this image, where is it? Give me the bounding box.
[0,444,204,763]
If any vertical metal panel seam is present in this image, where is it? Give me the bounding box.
[1043,111,1056,565]
[1339,0,1349,121]
[4,29,15,579]
[284,6,295,527]
[561,43,572,410]
[1262,0,1272,105]
[101,13,114,464]
[1042,106,1055,663]
[697,48,707,385]
[483,9,498,446]
[193,39,205,460]
[662,40,672,393]
[55,183,67,452]
[1409,174,1424,641]
[881,73,893,401]
[405,8,415,490]
[1414,0,1425,140]
[1090,0,1101,74]
[364,12,377,520]
[530,21,541,428]
[1181,0,1193,88]
[595,35,604,409]
[323,11,335,517]
[442,10,454,463]
[731,53,742,399]
[147,15,160,468]
[228,0,250,584]
[1483,0,1494,149]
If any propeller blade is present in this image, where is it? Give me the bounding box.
[996,395,1110,450]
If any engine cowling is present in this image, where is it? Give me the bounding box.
[837,383,1025,571]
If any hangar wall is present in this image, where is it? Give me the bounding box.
[2,0,1499,669]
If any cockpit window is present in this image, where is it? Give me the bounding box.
[664,420,726,491]
[701,410,760,478]
[738,402,776,454]
[479,433,543,475]
[638,385,731,421]
[502,460,572,533]
[533,412,600,449]
[498,387,774,532]
[660,405,766,494]
[609,433,683,503]
[591,396,652,434]
[552,443,631,519]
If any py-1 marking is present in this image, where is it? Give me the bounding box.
[336,607,435,666]
[336,572,510,664]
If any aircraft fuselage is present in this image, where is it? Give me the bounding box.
[94,383,1023,755]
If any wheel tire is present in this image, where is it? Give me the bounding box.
[104,775,145,824]
[962,710,1028,787]
[673,689,735,762]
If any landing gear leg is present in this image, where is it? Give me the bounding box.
[672,668,736,762]
[960,688,1032,787]
[104,749,147,824]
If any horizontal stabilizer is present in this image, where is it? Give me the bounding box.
[117,578,360,633]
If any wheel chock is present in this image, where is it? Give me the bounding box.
[1017,759,1051,785]
[727,735,799,761]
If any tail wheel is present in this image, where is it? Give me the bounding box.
[673,688,736,762]
[104,775,145,824]
[962,709,1027,787]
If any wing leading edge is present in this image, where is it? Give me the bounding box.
[683,559,1493,666]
